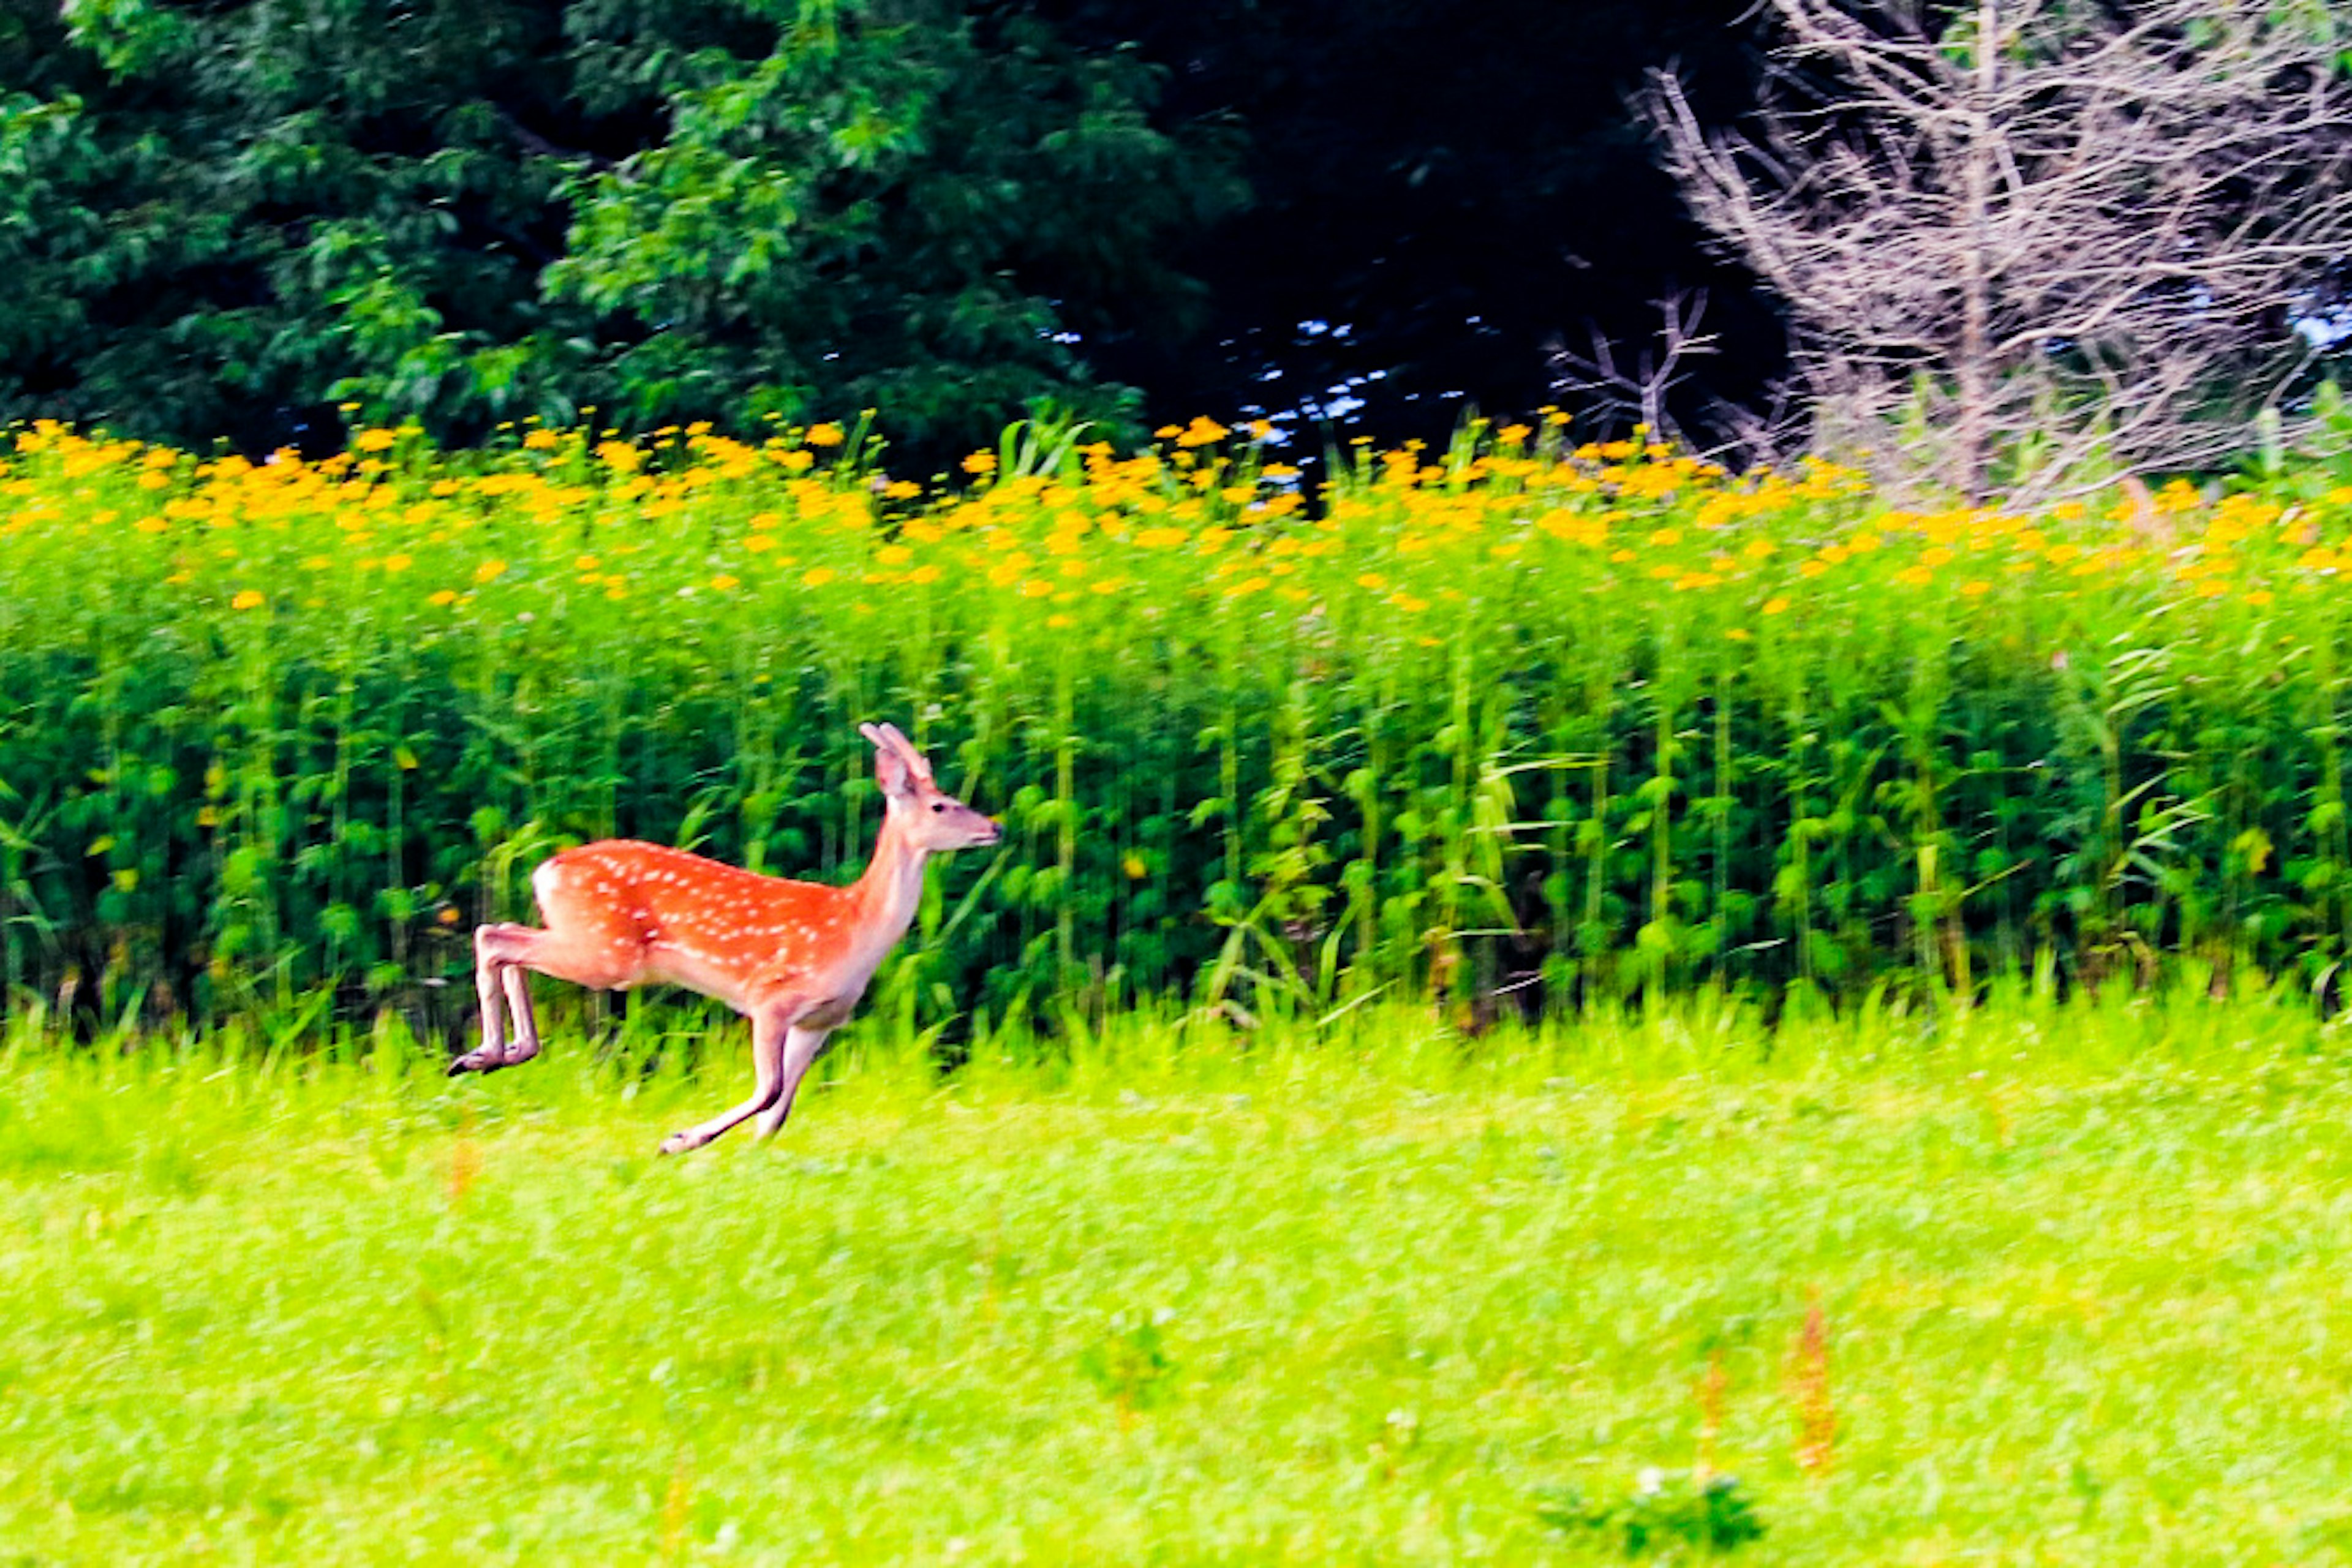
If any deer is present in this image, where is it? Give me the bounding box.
[451,722,1001,1153]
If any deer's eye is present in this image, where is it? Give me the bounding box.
[930,802,947,813]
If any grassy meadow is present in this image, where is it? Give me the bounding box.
[7,993,2352,1564]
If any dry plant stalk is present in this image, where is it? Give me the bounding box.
[1647,0,2352,500]
[445,1131,481,1208]
[661,1453,694,1561]
[1790,1296,1838,1474]
[1696,1346,1730,1479]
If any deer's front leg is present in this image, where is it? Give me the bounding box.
[659,1001,799,1156]
[753,1025,834,1141]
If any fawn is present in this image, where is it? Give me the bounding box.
[453,722,1001,1153]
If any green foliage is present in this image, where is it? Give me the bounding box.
[17,412,2352,1038]
[0,0,1240,458]
[1536,1469,1766,1557]
[1077,1311,1179,1412]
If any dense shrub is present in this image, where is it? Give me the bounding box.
[8,409,2352,1036]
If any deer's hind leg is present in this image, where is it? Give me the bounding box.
[453,922,556,1074]
[452,865,649,1075]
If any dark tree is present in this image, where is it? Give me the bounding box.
[1042,0,1789,450]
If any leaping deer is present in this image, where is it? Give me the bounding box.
[453,722,1001,1153]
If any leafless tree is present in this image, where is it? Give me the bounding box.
[1546,290,1721,448]
[1646,0,2352,500]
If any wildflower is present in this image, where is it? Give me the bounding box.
[1959,580,1991,597]
[473,559,507,584]
[802,567,837,588]
[428,589,460,607]
[524,429,560,451]
[383,553,413,573]
[962,451,998,476]
[354,429,397,453]
[1177,417,1229,448]
[710,574,741,592]
[231,589,265,610]
[1762,596,1791,615]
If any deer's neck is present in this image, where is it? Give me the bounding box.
[846,810,929,959]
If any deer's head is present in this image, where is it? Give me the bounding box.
[862,722,1002,852]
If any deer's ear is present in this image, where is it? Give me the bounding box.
[864,720,935,785]
[871,735,916,799]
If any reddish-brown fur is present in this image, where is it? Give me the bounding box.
[452,722,1000,1152]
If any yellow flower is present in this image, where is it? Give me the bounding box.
[805,422,845,448]
[1177,417,1230,448]
[1762,596,1791,615]
[353,429,397,453]
[473,558,508,584]
[524,428,560,451]
[428,589,460,607]
[883,480,923,501]
[710,573,741,592]
[231,589,265,610]
[962,451,998,475]
[1122,853,1148,880]
[1895,565,1934,587]
[802,567,838,588]
[383,552,413,573]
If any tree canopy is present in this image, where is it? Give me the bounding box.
[0,0,1243,459]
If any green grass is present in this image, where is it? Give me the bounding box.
[7,994,2352,1564]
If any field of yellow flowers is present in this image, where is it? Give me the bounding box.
[7,408,2352,1035]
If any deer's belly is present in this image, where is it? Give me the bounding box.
[640,942,756,1001]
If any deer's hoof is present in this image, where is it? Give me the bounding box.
[658,1131,702,1156]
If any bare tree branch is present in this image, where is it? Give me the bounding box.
[1645,0,2352,500]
